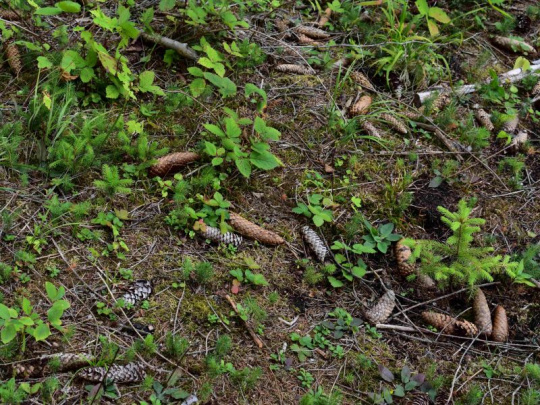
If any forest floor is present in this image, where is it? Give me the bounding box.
[0,0,540,404]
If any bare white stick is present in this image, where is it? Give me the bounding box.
[415,63,540,105]
[141,32,198,61]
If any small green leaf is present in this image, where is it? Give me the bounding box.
[1,324,17,343]
[236,158,252,178]
[37,56,53,69]
[159,0,176,11]
[80,67,95,83]
[33,323,51,341]
[45,282,57,301]
[55,1,81,13]
[190,78,206,97]
[106,85,120,99]
[0,304,12,320]
[327,276,344,288]
[428,7,451,24]
[35,7,63,16]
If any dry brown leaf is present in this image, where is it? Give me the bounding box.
[473,288,492,336]
[149,152,200,177]
[350,95,372,116]
[229,212,284,245]
[491,305,508,342]
[364,290,395,324]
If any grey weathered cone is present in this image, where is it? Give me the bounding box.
[275,64,315,75]
[301,226,328,262]
[501,116,519,133]
[229,212,284,245]
[79,362,146,383]
[422,311,457,334]
[473,288,492,336]
[381,113,408,134]
[362,121,382,138]
[395,239,415,276]
[491,305,508,342]
[121,280,153,307]
[364,290,395,324]
[475,109,494,131]
[14,352,94,377]
[149,152,200,177]
[199,224,243,247]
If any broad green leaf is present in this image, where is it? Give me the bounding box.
[204,123,225,137]
[45,282,57,301]
[428,7,451,24]
[190,78,206,97]
[1,324,17,343]
[106,85,120,99]
[225,118,241,138]
[427,19,439,36]
[350,266,366,278]
[18,317,34,326]
[328,276,344,288]
[204,141,217,156]
[236,158,252,178]
[313,215,324,227]
[415,0,429,15]
[55,1,81,13]
[0,304,11,320]
[379,223,394,237]
[139,70,155,89]
[203,72,237,97]
[33,323,51,341]
[188,67,204,77]
[21,298,32,315]
[37,56,53,69]
[514,57,531,71]
[80,67,94,83]
[35,7,62,16]
[250,150,282,171]
[159,0,176,12]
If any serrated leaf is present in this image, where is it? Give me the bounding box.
[0,304,11,320]
[37,56,53,69]
[236,158,252,178]
[159,0,176,11]
[1,324,17,343]
[80,67,94,83]
[190,78,206,97]
[250,150,282,171]
[203,72,237,97]
[45,282,57,301]
[33,323,51,341]
[106,85,120,99]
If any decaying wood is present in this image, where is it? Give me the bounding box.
[275,64,315,75]
[492,36,535,54]
[415,62,540,105]
[141,32,198,61]
[225,294,263,348]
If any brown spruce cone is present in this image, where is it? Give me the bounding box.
[149,152,200,177]
[229,212,284,245]
[275,18,289,33]
[318,8,332,27]
[402,107,425,120]
[275,64,315,75]
[502,115,519,133]
[301,226,328,262]
[395,239,415,276]
[198,224,243,247]
[422,311,457,334]
[475,109,494,131]
[121,280,153,307]
[13,352,93,378]
[455,320,479,337]
[492,36,535,54]
[364,290,395,324]
[417,273,436,289]
[0,10,22,20]
[296,33,321,46]
[362,121,382,138]
[491,305,508,342]
[473,288,492,336]
[349,95,372,116]
[405,392,431,405]
[4,42,22,76]
[381,113,408,134]
[350,71,376,92]
[295,25,330,39]
[79,362,146,383]
[431,93,451,113]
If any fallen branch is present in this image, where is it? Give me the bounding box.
[140,32,198,61]
[413,122,466,160]
[415,61,540,105]
[225,294,264,349]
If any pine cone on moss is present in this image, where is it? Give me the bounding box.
[405,392,431,405]
[229,212,284,245]
[121,280,153,307]
[422,311,457,334]
[4,42,22,76]
[350,72,376,92]
[395,239,415,276]
[362,121,382,138]
[301,226,328,262]
[295,25,330,39]
[364,290,395,324]
[491,305,508,342]
[197,223,243,247]
[350,95,372,116]
[0,10,22,20]
[473,288,492,336]
[532,81,540,96]
[275,64,315,75]
[475,109,494,131]
[79,362,146,383]
[431,93,450,113]
[381,113,408,134]
[149,152,200,177]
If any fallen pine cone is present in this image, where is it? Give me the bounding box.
[149,152,200,177]
[532,81,540,96]
[364,290,395,324]
[455,320,479,337]
[79,362,146,383]
[0,10,22,20]
[431,93,451,113]
[349,95,372,116]
[275,64,315,75]
[318,8,332,27]
[296,33,321,46]
[395,239,415,276]
[422,311,456,334]
[381,113,408,134]
[197,223,243,247]
[362,121,382,138]
[229,212,284,245]
[4,42,22,76]
[473,288,492,336]
[350,72,376,92]
[491,305,508,342]
[501,115,519,133]
[275,18,289,33]
[402,107,425,120]
[405,392,431,405]
[509,131,528,153]
[301,226,328,262]
[492,36,535,54]
[121,280,153,307]
[14,353,94,377]
[475,109,494,131]
[295,25,330,39]
[417,273,436,289]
